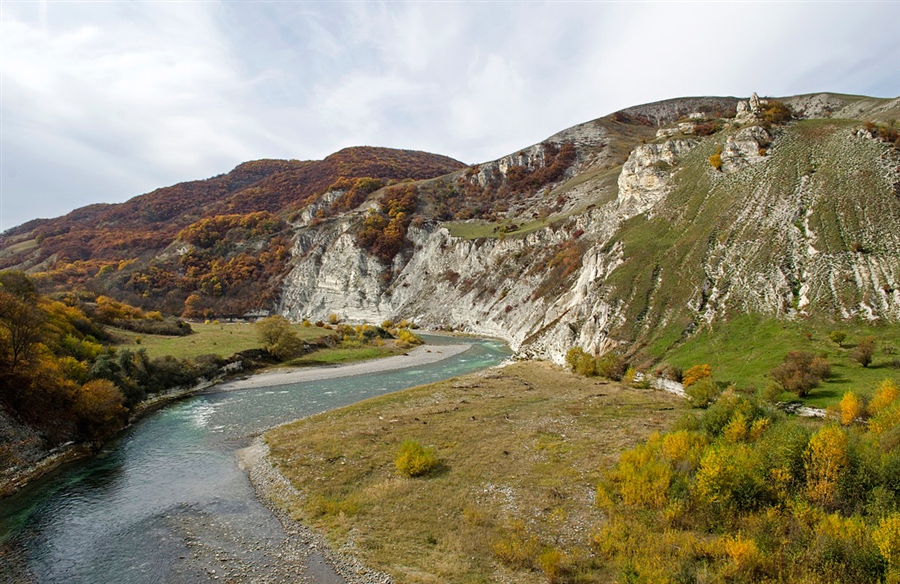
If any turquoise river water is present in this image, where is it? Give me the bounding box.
[0,336,510,583]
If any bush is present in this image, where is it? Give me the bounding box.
[683,364,712,388]
[686,378,721,409]
[829,330,847,347]
[770,351,830,397]
[256,315,305,360]
[565,347,595,376]
[709,146,723,171]
[839,392,864,425]
[761,100,794,125]
[596,352,627,381]
[395,440,438,477]
[851,337,876,368]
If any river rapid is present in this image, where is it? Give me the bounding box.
[0,336,510,583]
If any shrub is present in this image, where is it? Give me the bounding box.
[851,337,876,367]
[686,377,721,408]
[492,520,541,568]
[839,392,864,426]
[396,328,422,347]
[565,347,595,376]
[709,146,723,171]
[770,351,830,397]
[683,364,712,388]
[869,379,900,416]
[395,440,438,477]
[659,364,683,383]
[829,330,847,347]
[761,100,794,125]
[596,352,627,381]
[256,315,305,360]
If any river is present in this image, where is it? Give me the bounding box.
[0,336,511,583]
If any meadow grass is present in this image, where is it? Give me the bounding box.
[113,322,329,360]
[663,314,900,407]
[283,345,403,367]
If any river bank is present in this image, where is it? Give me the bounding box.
[1,336,511,584]
[213,343,471,392]
[0,343,468,500]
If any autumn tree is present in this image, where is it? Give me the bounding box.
[804,424,848,509]
[256,316,305,360]
[770,351,830,397]
[73,379,127,442]
[0,271,45,373]
[850,337,876,368]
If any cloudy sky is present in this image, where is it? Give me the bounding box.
[1,1,898,231]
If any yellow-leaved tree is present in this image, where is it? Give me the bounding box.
[804,425,848,509]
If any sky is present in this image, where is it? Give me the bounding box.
[1,1,899,232]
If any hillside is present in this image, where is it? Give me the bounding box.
[0,147,464,316]
[3,92,900,378]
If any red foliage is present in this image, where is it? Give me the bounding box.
[356,184,419,263]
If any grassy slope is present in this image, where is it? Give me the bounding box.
[590,119,900,406]
[265,361,685,584]
[664,314,900,408]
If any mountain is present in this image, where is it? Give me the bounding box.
[2,92,900,366]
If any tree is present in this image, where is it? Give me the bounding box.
[256,315,305,360]
[829,331,846,347]
[0,289,45,373]
[804,425,848,509]
[839,392,863,426]
[851,337,875,368]
[73,379,127,442]
[770,351,830,397]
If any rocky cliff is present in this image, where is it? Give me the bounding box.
[278,93,900,365]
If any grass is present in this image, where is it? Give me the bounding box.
[113,322,329,360]
[264,361,685,583]
[663,314,900,408]
[283,345,404,367]
[444,219,548,240]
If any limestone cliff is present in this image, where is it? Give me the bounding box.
[279,93,900,365]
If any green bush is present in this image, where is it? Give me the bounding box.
[565,347,596,376]
[851,337,876,368]
[686,377,721,409]
[395,440,438,477]
[596,353,628,381]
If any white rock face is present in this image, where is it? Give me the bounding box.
[617,139,698,212]
[720,126,771,173]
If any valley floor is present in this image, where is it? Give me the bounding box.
[256,360,686,583]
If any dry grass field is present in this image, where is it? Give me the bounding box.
[265,361,686,583]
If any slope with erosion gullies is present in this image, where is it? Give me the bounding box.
[597,117,900,364]
[0,147,464,317]
[279,93,900,367]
